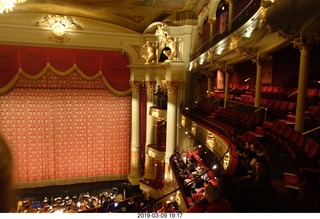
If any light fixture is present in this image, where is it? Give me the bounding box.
[0,0,27,14]
[36,15,83,44]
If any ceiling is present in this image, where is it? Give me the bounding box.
[11,0,207,33]
[7,0,320,36]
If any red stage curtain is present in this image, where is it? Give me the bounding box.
[0,46,19,88]
[0,45,131,95]
[0,71,131,188]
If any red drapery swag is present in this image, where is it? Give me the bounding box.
[0,45,131,96]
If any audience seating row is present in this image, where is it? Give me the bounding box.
[235,97,297,120]
[264,121,319,168]
[184,107,235,137]
[261,99,296,119]
[214,108,263,132]
[261,86,319,105]
[210,91,234,101]
[261,86,298,101]
[287,105,320,130]
[229,84,250,96]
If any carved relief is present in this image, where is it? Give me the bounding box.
[229,34,239,50]
[267,24,300,40]
[237,48,258,63]
[292,39,315,53]
[155,24,177,61]
[142,42,157,63]
[213,61,226,69]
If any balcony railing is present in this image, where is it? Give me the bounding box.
[190,0,261,61]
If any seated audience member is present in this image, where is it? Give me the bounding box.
[236,155,271,184]
[187,184,233,212]
[250,141,264,157]
[0,135,14,212]
[235,156,279,212]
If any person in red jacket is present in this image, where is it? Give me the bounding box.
[187,183,233,212]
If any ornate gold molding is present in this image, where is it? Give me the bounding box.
[292,38,318,53]
[166,81,182,94]
[228,34,239,50]
[213,61,226,70]
[130,80,144,92]
[206,49,215,63]
[36,15,82,44]
[145,81,156,93]
[267,24,300,40]
[120,50,132,63]
[237,48,258,63]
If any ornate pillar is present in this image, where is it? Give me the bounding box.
[293,39,313,132]
[128,80,143,185]
[237,49,262,107]
[224,67,232,108]
[226,0,234,31]
[206,72,212,97]
[143,81,157,179]
[163,81,181,193]
[209,17,216,39]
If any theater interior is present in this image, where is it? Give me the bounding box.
[0,0,320,213]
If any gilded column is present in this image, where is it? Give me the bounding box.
[143,81,156,179]
[293,39,312,132]
[163,81,181,193]
[128,80,142,185]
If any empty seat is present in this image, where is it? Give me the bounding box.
[306,88,319,105]
[303,137,319,167]
[283,172,300,190]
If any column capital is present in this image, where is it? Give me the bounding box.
[130,80,144,92]
[165,81,182,94]
[205,72,214,78]
[292,38,318,53]
[225,65,233,74]
[145,81,157,93]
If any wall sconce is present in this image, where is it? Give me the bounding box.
[36,15,83,44]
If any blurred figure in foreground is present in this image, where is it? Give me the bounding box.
[0,134,14,212]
